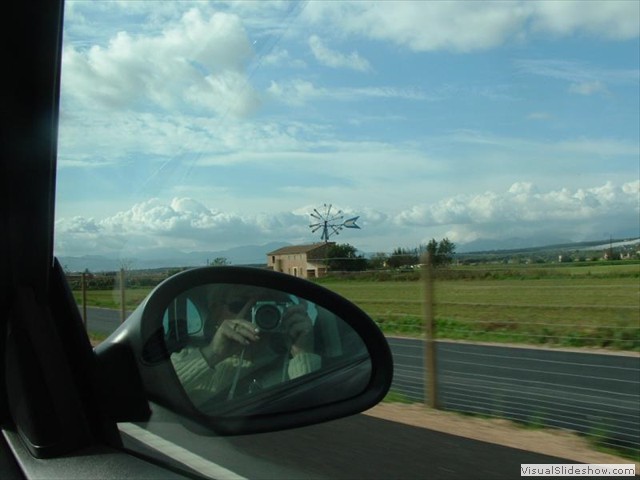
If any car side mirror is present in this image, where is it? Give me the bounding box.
[95,266,393,435]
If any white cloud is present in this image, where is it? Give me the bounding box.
[61,7,259,117]
[308,35,371,72]
[261,48,306,68]
[303,1,528,53]
[555,138,639,157]
[302,1,638,53]
[414,180,640,246]
[515,59,639,84]
[568,81,609,96]
[515,59,637,96]
[447,130,640,159]
[55,180,639,256]
[395,181,639,230]
[267,79,427,105]
[529,1,640,40]
[55,197,312,256]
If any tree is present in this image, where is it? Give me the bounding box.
[436,237,456,266]
[209,257,229,266]
[421,238,456,267]
[387,247,418,268]
[326,243,368,271]
[424,239,438,262]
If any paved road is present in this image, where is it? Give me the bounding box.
[122,403,580,480]
[85,306,131,335]
[389,337,640,447]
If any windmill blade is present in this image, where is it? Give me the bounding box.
[343,216,360,229]
[309,204,361,242]
[330,225,343,236]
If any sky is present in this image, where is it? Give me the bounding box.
[54,1,640,260]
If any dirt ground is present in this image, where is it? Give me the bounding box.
[364,402,639,470]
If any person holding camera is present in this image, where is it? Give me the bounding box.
[171,284,321,404]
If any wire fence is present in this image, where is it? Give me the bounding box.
[388,338,640,456]
[381,260,640,458]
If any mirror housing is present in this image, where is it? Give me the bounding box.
[96,266,393,435]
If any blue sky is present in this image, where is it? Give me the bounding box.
[55,1,639,259]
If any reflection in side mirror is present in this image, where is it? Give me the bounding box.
[97,266,392,435]
[165,284,371,417]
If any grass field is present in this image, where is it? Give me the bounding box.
[318,277,639,350]
[73,262,640,351]
[73,288,152,311]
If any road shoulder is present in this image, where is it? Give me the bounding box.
[365,403,639,470]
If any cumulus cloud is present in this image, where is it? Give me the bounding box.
[302,1,638,53]
[55,197,312,256]
[303,2,528,53]
[308,35,371,72]
[55,180,639,256]
[62,8,260,117]
[529,1,639,40]
[395,180,640,235]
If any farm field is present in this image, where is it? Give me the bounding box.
[73,287,152,311]
[317,277,639,350]
[72,263,640,351]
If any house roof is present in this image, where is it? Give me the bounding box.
[267,242,334,256]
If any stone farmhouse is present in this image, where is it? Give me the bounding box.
[266,242,335,279]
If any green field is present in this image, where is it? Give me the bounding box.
[73,288,152,311]
[73,263,640,351]
[318,277,639,350]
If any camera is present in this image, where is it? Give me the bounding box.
[251,301,292,332]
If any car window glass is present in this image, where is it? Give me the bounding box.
[56,1,639,478]
[163,298,202,336]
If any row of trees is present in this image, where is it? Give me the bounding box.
[325,238,456,272]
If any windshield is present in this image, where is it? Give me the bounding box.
[56,1,640,477]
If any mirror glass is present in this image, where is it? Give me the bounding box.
[162,283,371,416]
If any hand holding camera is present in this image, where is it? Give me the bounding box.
[251,301,313,355]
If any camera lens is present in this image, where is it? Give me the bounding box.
[253,304,280,330]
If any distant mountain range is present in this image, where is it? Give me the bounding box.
[457,237,640,255]
[57,237,639,273]
[58,241,290,272]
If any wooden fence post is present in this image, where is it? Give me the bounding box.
[119,268,126,323]
[421,253,438,409]
[81,272,87,329]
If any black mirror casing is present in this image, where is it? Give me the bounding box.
[96,266,393,435]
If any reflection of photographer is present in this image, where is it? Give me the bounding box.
[171,284,321,404]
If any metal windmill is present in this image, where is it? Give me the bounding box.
[309,203,360,243]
